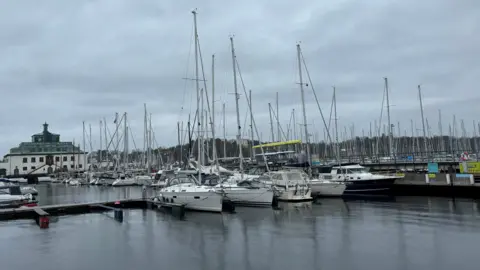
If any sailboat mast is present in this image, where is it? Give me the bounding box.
[230,36,243,174]
[124,112,128,169]
[384,77,393,158]
[276,92,280,141]
[99,120,102,168]
[103,118,108,168]
[192,10,202,182]
[333,87,340,164]
[250,90,254,160]
[223,102,226,158]
[82,121,86,171]
[211,54,218,169]
[418,85,428,158]
[144,103,147,168]
[268,103,275,141]
[296,44,311,173]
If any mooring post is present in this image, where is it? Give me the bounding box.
[34,208,50,229]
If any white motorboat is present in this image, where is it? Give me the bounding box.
[0,179,38,195]
[269,171,312,202]
[216,180,273,207]
[112,176,137,186]
[157,172,223,213]
[0,186,37,208]
[317,164,401,195]
[310,179,346,197]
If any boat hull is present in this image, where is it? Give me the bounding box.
[221,188,273,207]
[158,191,223,213]
[275,186,312,202]
[343,178,397,195]
[311,181,346,197]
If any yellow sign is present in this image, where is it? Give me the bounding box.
[459,162,480,173]
[252,139,302,149]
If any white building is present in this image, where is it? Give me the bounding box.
[0,123,87,177]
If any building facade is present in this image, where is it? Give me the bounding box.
[0,123,87,176]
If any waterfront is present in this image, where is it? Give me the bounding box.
[0,185,479,270]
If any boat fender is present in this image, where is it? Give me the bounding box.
[294,184,299,195]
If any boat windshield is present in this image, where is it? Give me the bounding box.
[165,175,198,187]
[346,168,369,174]
[285,172,302,181]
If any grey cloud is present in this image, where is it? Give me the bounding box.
[0,0,479,155]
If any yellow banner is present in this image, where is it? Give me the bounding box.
[459,162,480,173]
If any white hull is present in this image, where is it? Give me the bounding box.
[220,187,273,206]
[158,191,223,212]
[310,180,346,197]
[112,178,137,186]
[135,176,153,186]
[276,188,312,202]
[96,178,116,186]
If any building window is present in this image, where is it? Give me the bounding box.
[71,156,75,161]
[63,156,67,162]
[63,165,67,170]
[23,167,27,171]
[31,166,36,170]
[79,164,83,168]
[22,158,27,163]
[70,165,74,169]
[55,156,60,162]
[31,157,36,163]
[39,157,44,162]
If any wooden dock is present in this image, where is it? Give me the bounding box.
[0,198,146,222]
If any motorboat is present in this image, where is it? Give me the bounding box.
[0,186,37,208]
[157,172,223,213]
[317,163,401,195]
[310,179,346,197]
[0,178,38,195]
[216,179,273,207]
[268,170,312,202]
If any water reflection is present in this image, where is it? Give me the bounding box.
[2,185,480,270]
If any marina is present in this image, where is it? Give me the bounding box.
[0,1,479,269]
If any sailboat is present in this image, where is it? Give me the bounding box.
[157,10,224,213]
[209,37,273,207]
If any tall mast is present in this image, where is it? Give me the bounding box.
[276,92,280,141]
[268,103,275,141]
[223,102,226,158]
[99,120,102,168]
[384,77,393,158]
[250,89,254,160]
[418,85,428,158]
[474,120,479,154]
[144,103,147,168]
[149,113,152,170]
[82,121,86,171]
[103,118,108,168]
[124,112,128,169]
[192,10,202,182]
[296,44,311,174]
[230,36,243,175]
[333,87,340,164]
[211,54,218,170]
[438,109,444,152]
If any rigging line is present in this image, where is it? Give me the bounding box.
[234,56,271,173]
[269,104,288,141]
[180,20,195,120]
[127,122,138,150]
[327,89,335,132]
[299,50,333,145]
[376,83,386,156]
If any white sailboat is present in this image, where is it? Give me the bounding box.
[158,172,223,212]
[112,174,137,186]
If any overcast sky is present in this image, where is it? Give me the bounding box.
[0,0,479,155]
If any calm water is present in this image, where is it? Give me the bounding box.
[1,185,480,270]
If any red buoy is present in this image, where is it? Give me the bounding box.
[39,216,49,229]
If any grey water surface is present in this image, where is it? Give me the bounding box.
[1,184,480,270]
